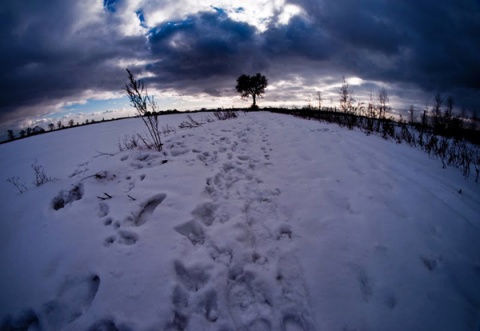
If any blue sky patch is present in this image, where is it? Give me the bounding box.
[136,9,147,28]
[103,0,117,13]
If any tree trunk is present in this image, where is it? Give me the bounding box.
[252,94,256,107]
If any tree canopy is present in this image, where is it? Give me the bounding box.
[235,73,268,108]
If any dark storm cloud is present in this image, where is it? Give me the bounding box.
[144,0,480,110]
[0,0,147,124]
[1,0,479,129]
[144,10,333,97]
[263,16,332,60]
[289,0,480,109]
[145,10,267,92]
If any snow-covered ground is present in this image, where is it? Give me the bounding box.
[1,112,479,331]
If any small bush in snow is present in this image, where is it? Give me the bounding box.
[161,124,176,136]
[31,160,53,187]
[204,115,215,123]
[6,176,28,194]
[125,69,163,151]
[118,134,141,151]
[214,110,238,120]
[179,115,203,129]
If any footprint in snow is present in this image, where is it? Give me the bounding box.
[208,244,233,266]
[166,285,190,331]
[167,269,219,329]
[170,148,190,157]
[276,255,316,330]
[202,289,219,323]
[276,224,293,241]
[227,271,273,328]
[128,193,167,226]
[51,183,84,210]
[97,202,110,218]
[1,310,40,331]
[42,274,100,330]
[117,230,138,245]
[104,229,138,247]
[174,260,210,292]
[174,220,205,246]
[103,235,116,246]
[357,270,373,302]
[191,202,218,226]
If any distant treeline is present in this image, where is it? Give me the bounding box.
[0,108,244,144]
[1,110,182,144]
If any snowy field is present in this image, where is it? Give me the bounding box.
[1,111,479,331]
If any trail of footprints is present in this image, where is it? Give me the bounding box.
[168,123,316,330]
[53,158,168,248]
[44,118,314,329]
[38,153,172,330]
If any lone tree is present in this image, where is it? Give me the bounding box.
[235,73,268,108]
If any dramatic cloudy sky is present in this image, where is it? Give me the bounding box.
[1,0,479,132]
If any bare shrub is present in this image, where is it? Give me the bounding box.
[32,160,53,186]
[436,137,449,168]
[425,134,438,156]
[125,69,163,151]
[118,134,141,151]
[162,124,176,136]
[268,80,480,182]
[179,115,203,129]
[378,88,389,120]
[381,119,395,140]
[459,141,472,178]
[474,150,480,183]
[7,176,28,194]
[400,122,416,146]
[339,77,353,114]
[214,110,238,120]
[204,115,215,123]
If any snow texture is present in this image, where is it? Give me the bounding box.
[0,112,479,331]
